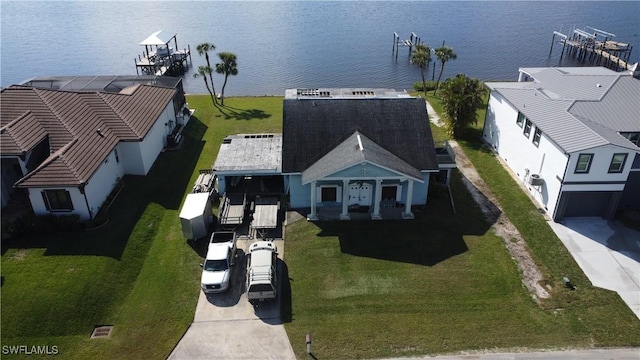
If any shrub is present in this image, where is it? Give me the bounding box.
[413,81,436,92]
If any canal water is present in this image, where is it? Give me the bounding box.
[1,1,638,95]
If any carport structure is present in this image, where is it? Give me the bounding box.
[214,134,283,196]
[213,134,284,235]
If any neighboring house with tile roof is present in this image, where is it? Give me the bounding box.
[281,88,440,220]
[1,81,183,220]
[482,67,640,221]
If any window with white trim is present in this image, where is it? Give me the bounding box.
[317,185,341,203]
[575,153,593,174]
[41,189,74,211]
[516,112,526,128]
[532,127,542,147]
[523,119,532,138]
[608,153,627,173]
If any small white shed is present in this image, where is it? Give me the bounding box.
[179,193,213,240]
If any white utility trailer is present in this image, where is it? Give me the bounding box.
[179,193,213,240]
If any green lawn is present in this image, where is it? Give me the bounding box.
[2,94,638,360]
[282,91,640,358]
[0,96,283,359]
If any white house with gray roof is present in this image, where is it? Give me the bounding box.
[482,67,640,221]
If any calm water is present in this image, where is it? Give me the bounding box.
[1,1,639,96]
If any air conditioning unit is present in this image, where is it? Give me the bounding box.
[529,174,544,186]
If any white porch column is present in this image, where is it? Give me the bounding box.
[371,179,383,220]
[307,181,318,221]
[403,179,415,219]
[340,179,350,220]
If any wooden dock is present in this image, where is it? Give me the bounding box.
[135,31,192,76]
[392,32,422,60]
[549,26,636,73]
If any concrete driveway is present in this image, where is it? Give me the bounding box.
[548,217,640,319]
[168,238,295,360]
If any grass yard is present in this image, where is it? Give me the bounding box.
[0,96,282,359]
[1,93,638,360]
[282,91,640,359]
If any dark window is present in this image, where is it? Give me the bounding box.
[41,189,74,211]
[115,148,120,163]
[608,153,628,173]
[321,187,337,202]
[516,112,526,128]
[620,132,640,146]
[532,128,542,147]
[381,186,398,201]
[575,153,593,174]
[523,119,532,137]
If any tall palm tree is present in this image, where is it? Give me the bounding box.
[434,46,457,94]
[193,65,216,106]
[215,52,238,106]
[410,44,431,95]
[196,42,217,104]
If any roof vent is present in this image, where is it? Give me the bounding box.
[222,138,232,144]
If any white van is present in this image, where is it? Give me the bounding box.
[247,241,278,303]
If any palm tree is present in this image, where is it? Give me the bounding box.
[438,74,486,138]
[196,43,217,104]
[410,44,431,95]
[215,52,238,106]
[193,65,216,106]
[434,46,457,94]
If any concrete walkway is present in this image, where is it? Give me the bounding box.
[548,218,640,319]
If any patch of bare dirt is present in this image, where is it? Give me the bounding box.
[449,141,550,301]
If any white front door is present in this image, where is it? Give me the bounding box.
[348,183,372,206]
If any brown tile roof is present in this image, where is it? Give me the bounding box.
[0,84,176,188]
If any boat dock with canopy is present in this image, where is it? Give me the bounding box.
[135,30,192,76]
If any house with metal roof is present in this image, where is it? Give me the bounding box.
[1,81,186,220]
[282,88,440,220]
[482,67,640,221]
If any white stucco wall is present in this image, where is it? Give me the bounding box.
[564,145,635,188]
[27,187,89,219]
[484,91,637,218]
[119,102,176,175]
[484,91,568,214]
[82,148,126,219]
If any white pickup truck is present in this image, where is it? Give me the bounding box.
[247,241,278,303]
[200,231,237,293]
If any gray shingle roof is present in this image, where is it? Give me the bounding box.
[487,67,640,153]
[282,97,438,174]
[301,131,423,184]
[1,84,176,187]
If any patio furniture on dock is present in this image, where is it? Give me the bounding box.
[135,30,192,76]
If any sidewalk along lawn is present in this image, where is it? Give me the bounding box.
[0,96,283,359]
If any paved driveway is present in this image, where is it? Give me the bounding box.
[168,238,295,360]
[548,217,640,319]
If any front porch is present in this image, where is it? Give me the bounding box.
[300,205,411,221]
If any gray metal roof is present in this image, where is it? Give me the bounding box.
[569,76,640,132]
[487,67,640,154]
[213,134,282,174]
[301,131,423,184]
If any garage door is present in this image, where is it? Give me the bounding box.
[558,191,620,219]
